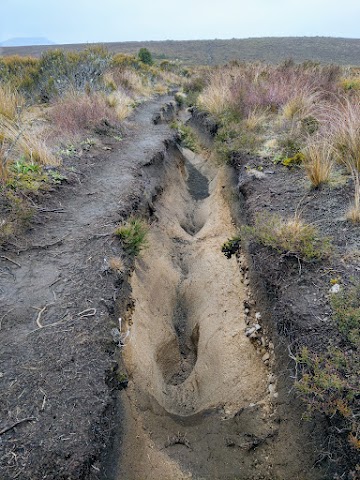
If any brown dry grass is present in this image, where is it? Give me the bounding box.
[303,140,334,187]
[243,107,269,132]
[0,85,25,120]
[48,91,118,135]
[197,73,233,116]
[109,256,124,273]
[106,91,132,121]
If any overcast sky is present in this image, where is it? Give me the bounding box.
[1,0,360,44]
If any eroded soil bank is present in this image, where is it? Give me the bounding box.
[111,144,325,479]
[188,110,360,479]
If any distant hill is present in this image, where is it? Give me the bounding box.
[1,37,360,66]
[0,37,55,47]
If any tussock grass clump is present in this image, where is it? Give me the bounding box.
[346,203,360,223]
[331,98,360,172]
[328,98,360,221]
[0,85,25,120]
[197,75,233,116]
[109,256,125,273]
[114,217,148,256]
[106,91,133,121]
[109,69,153,98]
[303,140,334,187]
[244,212,332,261]
[243,107,268,132]
[281,90,321,123]
[19,134,59,166]
[48,91,118,135]
[0,115,59,179]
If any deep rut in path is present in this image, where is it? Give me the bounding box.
[114,146,322,480]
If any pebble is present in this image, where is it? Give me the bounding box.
[254,323,261,331]
[330,283,341,294]
[268,383,276,395]
[244,308,250,315]
[262,352,270,362]
[245,326,256,336]
[255,312,262,320]
[268,374,276,384]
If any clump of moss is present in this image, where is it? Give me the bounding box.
[282,152,305,168]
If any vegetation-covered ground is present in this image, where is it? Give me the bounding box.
[1,45,359,479]
[3,36,360,66]
[183,60,360,478]
[0,47,186,244]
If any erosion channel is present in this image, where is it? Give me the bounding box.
[113,143,321,480]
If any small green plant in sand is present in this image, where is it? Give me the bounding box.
[221,236,241,259]
[243,212,332,262]
[114,216,148,256]
[171,121,199,152]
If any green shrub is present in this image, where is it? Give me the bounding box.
[114,216,148,256]
[331,283,360,346]
[296,285,360,455]
[138,48,153,66]
[221,236,241,259]
[171,122,199,152]
[296,345,359,451]
[243,212,332,261]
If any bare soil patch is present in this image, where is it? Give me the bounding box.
[0,97,177,479]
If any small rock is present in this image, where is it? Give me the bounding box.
[111,328,121,345]
[262,352,270,362]
[255,312,262,320]
[244,308,250,315]
[245,327,256,336]
[254,323,261,331]
[249,332,258,339]
[268,384,276,395]
[330,283,341,294]
[268,374,276,384]
[268,342,274,351]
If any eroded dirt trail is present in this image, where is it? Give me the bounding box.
[0,97,179,480]
[117,147,281,479]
